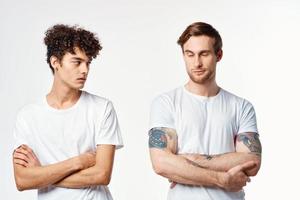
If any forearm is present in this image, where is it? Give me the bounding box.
[55,165,110,188]
[152,149,223,188]
[55,145,115,189]
[14,157,82,191]
[184,152,261,175]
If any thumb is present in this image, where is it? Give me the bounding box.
[240,161,257,172]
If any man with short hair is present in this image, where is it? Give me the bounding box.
[13,24,123,200]
[148,22,261,200]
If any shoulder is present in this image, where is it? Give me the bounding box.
[220,89,255,113]
[151,87,183,105]
[221,89,253,105]
[15,99,45,119]
[82,91,116,116]
[83,91,112,106]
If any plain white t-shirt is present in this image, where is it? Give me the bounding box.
[149,86,258,200]
[13,91,123,200]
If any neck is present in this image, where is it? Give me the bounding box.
[46,77,81,109]
[185,79,219,97]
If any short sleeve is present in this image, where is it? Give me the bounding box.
[238,100,258,134]
[149,95,175,130]
[13,111,31,151]
[96,101,123,149]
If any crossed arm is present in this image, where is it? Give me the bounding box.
[13,144,115,191]
[148,127,262,191]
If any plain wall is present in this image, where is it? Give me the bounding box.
[1,0,300,199]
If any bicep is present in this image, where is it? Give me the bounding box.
[148,127,178,163]
[235,132,262,155]
[149,127,177,152]
[95,145,116,173]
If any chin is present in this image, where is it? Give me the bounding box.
[70,84,85,90]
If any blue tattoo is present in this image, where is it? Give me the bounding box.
[149,129,167,148]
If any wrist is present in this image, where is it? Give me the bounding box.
[215,171,226,189]
[72,156,84,171]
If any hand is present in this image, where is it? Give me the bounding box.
[219,161,256,192]
[77,151,96,170]
[13,144,41,167]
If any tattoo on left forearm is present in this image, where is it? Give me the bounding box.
[237,133,262,154]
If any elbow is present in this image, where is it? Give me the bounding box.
[15,177,27,191]
[94,171,112,186]
[152,157,168,176]
[246,155,261,176]
[16,184,25,192]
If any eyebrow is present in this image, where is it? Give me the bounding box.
[70,57,91,64]
[70,57,85,61]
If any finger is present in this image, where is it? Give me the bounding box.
[170,182,177,189]
[15,148,30,159]
[228,165,243,175]
[13,152,30,162]
[14,158,28,167]
[20,145,36,160]
[240,161,257,171]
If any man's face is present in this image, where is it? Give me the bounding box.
[53,47,91,90]
[182,35,222,84]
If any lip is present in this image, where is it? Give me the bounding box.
[77,78,86,82]
[192,70,206,73]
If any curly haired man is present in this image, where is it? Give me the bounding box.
[12,24,123,200]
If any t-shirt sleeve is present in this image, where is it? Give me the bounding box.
[237,100,258,134]
[149,95,175,130]
[13,111,31,151]
[95,101,123,149]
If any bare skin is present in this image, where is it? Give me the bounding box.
[149,128,258,192]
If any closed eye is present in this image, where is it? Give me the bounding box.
[72,61,81,65]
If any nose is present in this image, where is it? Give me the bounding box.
[80,62,89,75]
[194,56,202,68]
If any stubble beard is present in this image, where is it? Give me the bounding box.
[188,69,215,85]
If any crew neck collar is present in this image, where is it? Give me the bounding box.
[44,91,85,113]
[182,85,222,101]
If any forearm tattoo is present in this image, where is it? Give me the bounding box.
[184,158,208,169]
[237,133,262,155]
[148,127,177,151]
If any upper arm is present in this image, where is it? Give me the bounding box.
[235,132,262,155]
[94,144,116,183]
[235,132,262,176]
[148,127,178,173]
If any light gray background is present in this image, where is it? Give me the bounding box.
[1,0,299,199]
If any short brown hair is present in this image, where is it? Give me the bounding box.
[177,22,222,54]
[44,24,102,74]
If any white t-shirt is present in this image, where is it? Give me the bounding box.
[13,91,123,200]
[149,86,258,200]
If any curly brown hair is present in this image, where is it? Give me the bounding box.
[44,24,102,74]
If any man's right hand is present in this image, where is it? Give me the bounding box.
[77,151,96,170]
[219,161,257,192]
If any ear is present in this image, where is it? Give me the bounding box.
[50,56,61,72]
[216,49,223,62]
